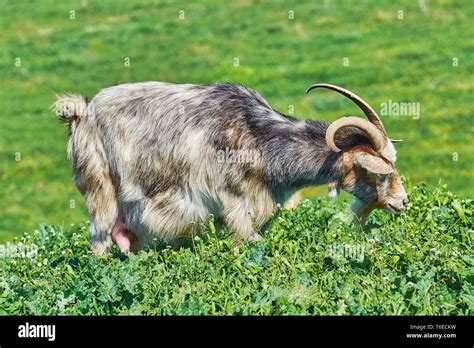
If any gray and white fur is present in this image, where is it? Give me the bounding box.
[53,82,408,254]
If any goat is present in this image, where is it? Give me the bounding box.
[53,82,408,254]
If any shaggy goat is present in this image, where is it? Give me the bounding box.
[54,82,408,254]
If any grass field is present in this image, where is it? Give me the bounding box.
[0,0,473,241]
[0,183,472,315]
[0,0,473,317]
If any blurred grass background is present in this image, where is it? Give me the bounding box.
[0,0,473,242]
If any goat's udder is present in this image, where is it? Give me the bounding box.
[111,213,136,253]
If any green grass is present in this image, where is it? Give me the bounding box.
[0,0,473,241]
[0,183,472,315]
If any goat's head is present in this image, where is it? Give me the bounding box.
[307,83,408,226]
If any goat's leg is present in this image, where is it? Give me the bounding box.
[221,197,263,243]
[351,199,376,231]
[85,186,119,255]
[74,167,119,255]
[284,190,302,209]
[69,120,124,255]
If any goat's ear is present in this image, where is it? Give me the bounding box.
[353,152,394,174]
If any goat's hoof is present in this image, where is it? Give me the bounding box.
[91,243,111,256]
[248,233,263,242]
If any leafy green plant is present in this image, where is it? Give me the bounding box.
[1,0,473,241]
[0,183,472,315]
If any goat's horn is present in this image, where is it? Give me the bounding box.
[326,116,387,152]
[389,138,403,143]
[306,83,387,136]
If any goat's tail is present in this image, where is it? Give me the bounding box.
[52,94,88,126]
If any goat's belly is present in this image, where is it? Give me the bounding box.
[121,188,221,245]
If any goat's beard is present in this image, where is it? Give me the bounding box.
[351,199,376,231]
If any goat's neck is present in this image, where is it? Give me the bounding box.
[263,120,346,193]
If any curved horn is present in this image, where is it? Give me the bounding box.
[306,83,387,136]
[326,116,387,152]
